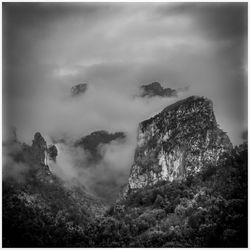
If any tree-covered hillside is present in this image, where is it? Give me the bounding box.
[3,143,247,247]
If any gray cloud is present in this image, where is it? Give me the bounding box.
[155,3,247,39]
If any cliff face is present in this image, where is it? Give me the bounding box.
[128,96,232,190]
[31,132,47,165]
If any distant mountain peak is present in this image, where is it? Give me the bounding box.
[75,130,126,162]
[140,82,177,98]
[71,83,88,96]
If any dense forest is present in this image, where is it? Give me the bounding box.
[3,142,247,247]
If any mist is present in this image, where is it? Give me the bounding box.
[43,86,182,202]
[3,142,29,183]
[3,3,247,203]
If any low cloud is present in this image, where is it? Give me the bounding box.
[3,142,29,183]
[3,3,247,202]
[49,138,135,203]
[4,78,183,203]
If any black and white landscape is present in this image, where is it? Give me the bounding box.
[2,2,248,247]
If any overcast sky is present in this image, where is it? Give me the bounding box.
[2,2,248,200]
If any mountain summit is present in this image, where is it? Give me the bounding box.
[140,82,177,98]
[126,96,232,191]
[71,83,88,96]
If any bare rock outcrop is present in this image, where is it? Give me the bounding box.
[127,96,232,191]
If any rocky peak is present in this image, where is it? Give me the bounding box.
[32,132,46,148]
[127,96,232,191]
[140,82,177,98]
[31,132,47,165]
[71,83,88,96]
[29,132,58,168]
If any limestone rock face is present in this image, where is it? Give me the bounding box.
[31,132,47,165]
[25,132,58,170]
[128,96,232,190]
